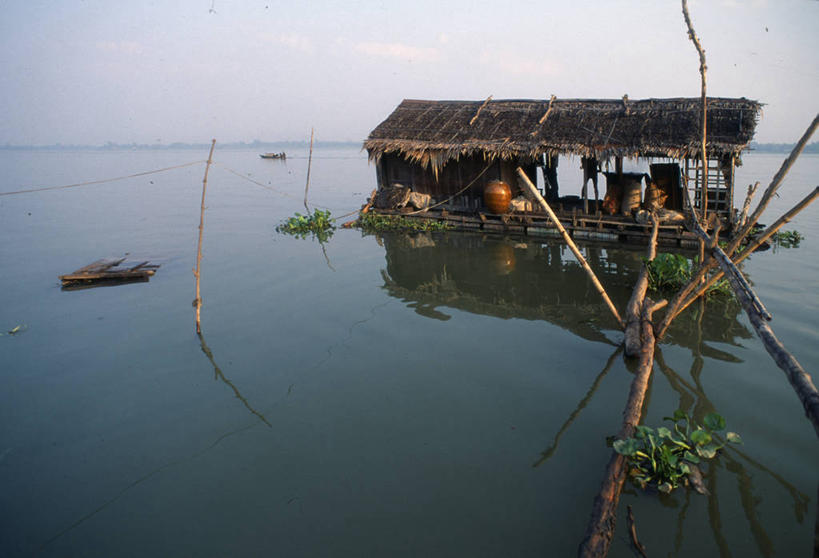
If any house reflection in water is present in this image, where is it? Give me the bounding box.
[377,231,751,357]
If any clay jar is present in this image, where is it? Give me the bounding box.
[483,180,512,214]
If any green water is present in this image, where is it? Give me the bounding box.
[1,148,817,556]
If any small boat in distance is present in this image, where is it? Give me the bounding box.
[260,152,286,160]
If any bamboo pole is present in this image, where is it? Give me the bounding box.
[685,188,772,321]
[516,167,624,328]
[682,0,708,222]
[624,215,659,357]
[737,181,759,230]
[663,186,819,328]
[680,187,819,437]
[578,298,659,558]
[716,254,819,438]
[654,261,713,340]
[304,128,314,213]
[728,113,819,255]
[656,113,819,341]
[194,139,216,334]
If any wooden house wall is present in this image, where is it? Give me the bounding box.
[380,153,538,204]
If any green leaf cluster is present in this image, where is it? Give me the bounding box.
[276,209,335,242]
[645,253,691,291]
[356,212,452,232]
[771,229,803,248]
[645,253,732,297]
[613,410,742,494]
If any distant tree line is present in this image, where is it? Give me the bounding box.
[749,141,819,154]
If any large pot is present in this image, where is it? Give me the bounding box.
[484,180,512,214]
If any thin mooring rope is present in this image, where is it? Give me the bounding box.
[0,160,206,197]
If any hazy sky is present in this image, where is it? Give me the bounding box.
[1,0,816,145]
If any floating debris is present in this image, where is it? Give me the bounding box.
[59,258,159,290]
[0,325,26,336]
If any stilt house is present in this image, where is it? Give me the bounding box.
[364,97,762,228]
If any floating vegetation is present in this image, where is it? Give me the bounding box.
[356,212,452,232]
[613,410,742,494]
[770,229,803,249]
[276,209,335,242]
[0,325,26,336]
[646,253,732,296]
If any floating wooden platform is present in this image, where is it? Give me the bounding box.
[59,258,160,289]
[373,206,706,250]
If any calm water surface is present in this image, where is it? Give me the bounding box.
[1,147,817,557]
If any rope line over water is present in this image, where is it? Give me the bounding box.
[0,160,206,197]
[0,157,363,222]
[214,162,304,202]
[214,162,361,219]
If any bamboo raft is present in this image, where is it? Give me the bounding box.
[59,258,160,289]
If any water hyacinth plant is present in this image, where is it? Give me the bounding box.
[645,253,732,296]
[613,410,742,494]
[645,253,691,291]
[356,212,452,232]
[770,229,803,249]
[276,209,335,242]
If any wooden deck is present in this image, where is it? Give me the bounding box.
[374,206,704,250]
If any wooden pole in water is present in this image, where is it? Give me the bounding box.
[737,181,759,230]
[715,254,819,438]
[684,187,772,320]
[578,298,660,558]
[728,113,819,255]
[304,128,314,213]
[194,139,216,334]
[656,116,817,341]
[663,186,819,327]
[624,214,659,357]
[516,167,624,328]
[682,0,708,222]
[682,187,819,437]
[578,209,661,557]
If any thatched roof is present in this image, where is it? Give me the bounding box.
[364,97,762,170]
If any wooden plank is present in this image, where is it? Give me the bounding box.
[61,270,155,282]
[69,258,125,275]
[60,258,160,284]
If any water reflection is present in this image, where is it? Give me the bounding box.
[376,230,807,556]
[379,231,639,343]
[532,346,623,467]
[377,231,750,353]
[656,347,809,556]
[662,294,753,362]
[198,332,272,427]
